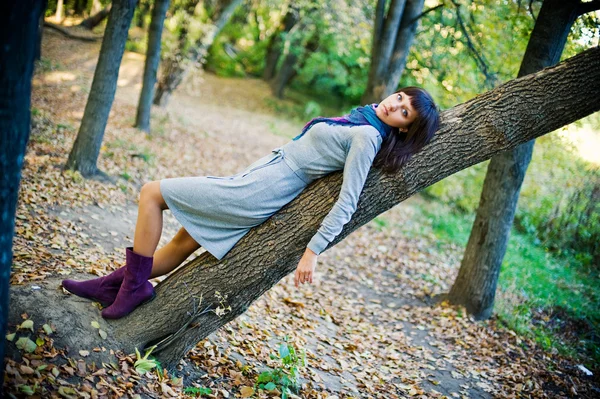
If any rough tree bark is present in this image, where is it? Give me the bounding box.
[263,6,299,81]
[135,0,171,132]
[361,0,425,104]
[448,0,600,320]
[153,0,243,107]
[79,3,112,30]
[8,47,600,371]
[64,0,136,177]
[0,0,45,384]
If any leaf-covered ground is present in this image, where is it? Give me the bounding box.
[4,29,599,398]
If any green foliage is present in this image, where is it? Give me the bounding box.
[125,39,147,55]
[424,131,600,263]
[183,386,213,396]
[404,198,600,364]
[134,345,160,375]
[36,58,62,73]
[254,337,306,398]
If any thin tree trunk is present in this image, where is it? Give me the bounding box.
[270,31,319,99]
[56,0,64,22]
[135,0,170,132]
[263,6,299,81]
[64,0,136,177]
[362,0,413,104]
[0,0,45,384]
[79,3,112,30]
[271,51,298,99]
[8,47,600,369]
[376,0,425,101]
[153,0,243,107]
[447,0,592,320]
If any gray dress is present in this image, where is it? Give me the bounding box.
[159,123,383,260]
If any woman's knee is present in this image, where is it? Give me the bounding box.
[140,181,168,210]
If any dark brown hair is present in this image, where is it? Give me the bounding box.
[372,86,440,174]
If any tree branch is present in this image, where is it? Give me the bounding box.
[450,0,497,89]
[410,3,445,25]
[43,22,102,42]
[578,0,600,16]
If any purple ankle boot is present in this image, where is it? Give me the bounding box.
[62,266,126,308]
[101,248,155,319]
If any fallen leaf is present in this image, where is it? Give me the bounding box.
[240,386,254,397]
[19,320,34,332]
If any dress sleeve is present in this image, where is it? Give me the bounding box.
[307,131,381,255]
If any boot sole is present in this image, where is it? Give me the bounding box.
[101,291,157,319]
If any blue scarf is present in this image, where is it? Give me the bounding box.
[293,104,392,141]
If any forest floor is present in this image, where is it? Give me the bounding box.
[3,28,599,398]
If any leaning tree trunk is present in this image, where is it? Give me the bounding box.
[153,0,243,107]
[64,0,136,177]
[79,3,112,30]
[0,0,45,384]
[362,0,425,104]
[134,0,170,132]
[447,0,595,320]
[8,47,600,371]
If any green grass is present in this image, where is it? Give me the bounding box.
[405,197,600,365]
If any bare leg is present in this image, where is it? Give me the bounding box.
[151,227,201,278]
[133,181,169,257]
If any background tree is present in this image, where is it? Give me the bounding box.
[0,0,46,384]
[270,20,319,99]
[135,0,171,132]
[56,0,64,22]
[262,4,299,81]
[79,2,112,30]
[64,0,136,177]
[448,0,600,319]
[8,48,600,368]
[361,0,430,104]
[153,0,243,107]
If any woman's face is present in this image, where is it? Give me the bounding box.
[375,91,417,131]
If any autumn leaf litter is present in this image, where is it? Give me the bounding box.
[3,31,598,398]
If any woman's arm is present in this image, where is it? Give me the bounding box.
[294,129,381,286]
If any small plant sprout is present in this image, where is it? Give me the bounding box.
[183,386,213,397]
[134,345,160,375]
[254,337,307,399]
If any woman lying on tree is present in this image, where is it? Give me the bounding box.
[62,87,440,319]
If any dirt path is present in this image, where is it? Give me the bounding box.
[5,30,593,398]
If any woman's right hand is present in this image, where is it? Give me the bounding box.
[294,248,318,287]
